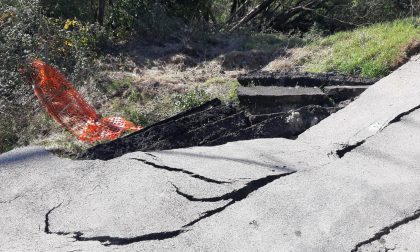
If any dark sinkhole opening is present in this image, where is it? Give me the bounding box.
[78,72,377,161]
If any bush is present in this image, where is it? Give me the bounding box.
[173,88,210,111]
[0,0,102,153]
[40,0,93,21]
[345,0,419,25]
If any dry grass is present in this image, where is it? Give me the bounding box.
[262,47,312,72]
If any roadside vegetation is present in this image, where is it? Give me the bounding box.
[1,0,419,154]
[304,18,420,77]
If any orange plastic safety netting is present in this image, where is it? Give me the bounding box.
[31,59,143,143]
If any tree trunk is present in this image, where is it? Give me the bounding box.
[91,0,97,23]
[230,0,238,15]
[228,0,250,23]
[98,0,106,25]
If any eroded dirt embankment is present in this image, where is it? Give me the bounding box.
[80,71,378,160]
[79,98,331,160]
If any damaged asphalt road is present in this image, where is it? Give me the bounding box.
[1,56,420,251]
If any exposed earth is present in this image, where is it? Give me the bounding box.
[1,55,420,252]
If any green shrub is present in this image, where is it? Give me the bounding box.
[173,88,210,111]
[0,0,102,153]
[121,103,148,126]
[0,119,19,153]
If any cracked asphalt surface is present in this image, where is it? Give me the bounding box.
[1,56,420,251]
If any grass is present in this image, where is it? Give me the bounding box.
[172,77,240,112]
[31,131,89,157]
[173,88,210,111]
[242,33,304,52]
[103,77,132,95]
[101,76,240,129]
[202,77,240,103]
[304,18,420,78]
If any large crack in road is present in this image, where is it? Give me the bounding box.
[45,202,185,246]
[172,173,295,203]
[43,169,296,246]
[335,140,366,158]
[351,208,420,252]
[335,103,420,159]
[333,104,420,251]
[383,104,420,127]
[43,101,420,249]
[131,158,232,184]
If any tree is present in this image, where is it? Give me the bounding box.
[97,0,106,25]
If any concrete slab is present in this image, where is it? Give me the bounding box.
[238,86,331,113]
[298,55,420,153]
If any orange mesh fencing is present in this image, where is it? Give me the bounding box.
[31,59,143,143]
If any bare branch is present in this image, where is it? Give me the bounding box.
[229,0,277,32]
